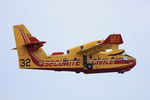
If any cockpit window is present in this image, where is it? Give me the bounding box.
[121,57,129,63]
[121,52,132,57]
[121,52,127,56]
[121,57,128,61]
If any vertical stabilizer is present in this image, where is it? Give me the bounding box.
[13,24,47,68]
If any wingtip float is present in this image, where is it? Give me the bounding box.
[13,24,136,74]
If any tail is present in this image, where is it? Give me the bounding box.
[13,24,47,68]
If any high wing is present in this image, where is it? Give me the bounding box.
[77,34,123,55]
[77,43,110,55]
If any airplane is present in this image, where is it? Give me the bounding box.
[13,24,136,74]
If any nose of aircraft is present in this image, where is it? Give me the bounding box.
[130,57,136,66]
[126,56,136,71]
[118,56,136,73]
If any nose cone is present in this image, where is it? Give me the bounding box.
[119,56,136,73]
[130,57,136,68]
[126,56,136,71]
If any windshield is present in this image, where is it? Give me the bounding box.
[121,52,127,56]
[121,52,133,58]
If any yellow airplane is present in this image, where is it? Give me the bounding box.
[13,24,136,74]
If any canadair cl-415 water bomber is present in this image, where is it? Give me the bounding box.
[13,25,136,74]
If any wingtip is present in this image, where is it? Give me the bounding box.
[13,24,25,27]
[103,34,123,44]
[11,47,17,50]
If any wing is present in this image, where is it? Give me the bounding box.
[76,43,111,55]
[77,34,123,55]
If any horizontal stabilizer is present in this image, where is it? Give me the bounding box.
[26,37,46,45]
[25,37,46,52]
[11,47,17,50]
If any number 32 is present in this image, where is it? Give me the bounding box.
[20,59,31,67]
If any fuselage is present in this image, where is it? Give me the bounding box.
[23,48,136,74]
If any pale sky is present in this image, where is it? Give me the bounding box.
[0,0,150,100]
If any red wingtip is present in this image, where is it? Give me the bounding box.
[103,34,123,44]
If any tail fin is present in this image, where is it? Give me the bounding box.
[103,34,123,44]
[13,24,47,68]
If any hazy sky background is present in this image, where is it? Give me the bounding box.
[0,0,150,100]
